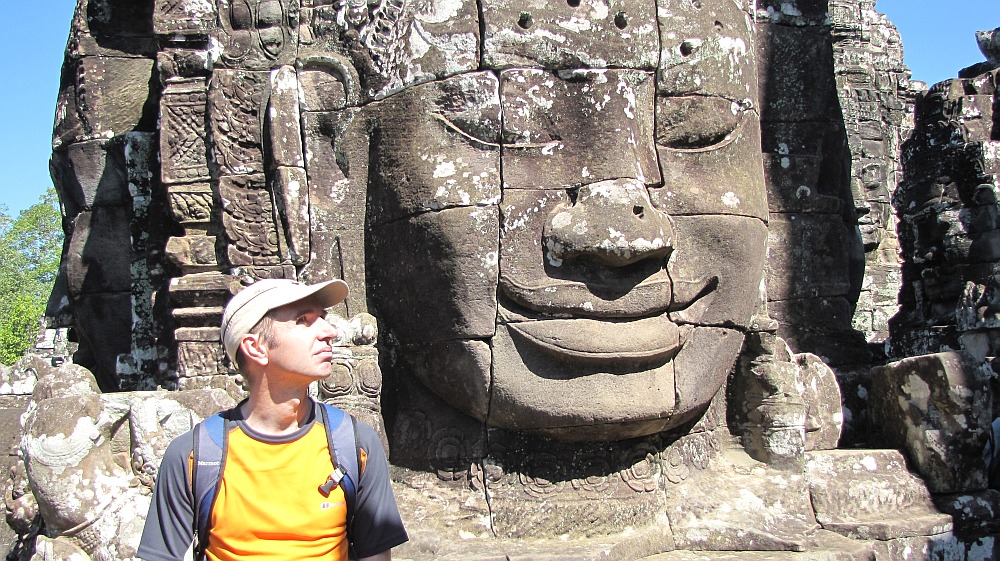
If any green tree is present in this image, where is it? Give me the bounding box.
[0,188,63,365]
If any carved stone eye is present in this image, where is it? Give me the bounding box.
[655,96,743,150]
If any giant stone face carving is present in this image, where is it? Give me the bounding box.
[54,0,766,443]
[351,0,768,442]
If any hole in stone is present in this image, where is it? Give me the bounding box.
[633,205,644,218]
[567,186,580,204]
[614,12,628,29]
[567,0,581,7]
[690,0,702,8]
[518,12,533,29]
[714,20,723,31]
[679,41,697,57]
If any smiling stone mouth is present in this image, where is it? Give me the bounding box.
[503,314,682,364]
[498,271,673,318]
[497,295,684,364]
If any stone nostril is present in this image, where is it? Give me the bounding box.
[633,205,644,219]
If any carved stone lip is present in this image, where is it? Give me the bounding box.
[503,313,682,365]
[498,272,672,317]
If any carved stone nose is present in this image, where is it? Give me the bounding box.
[543,179,673,267]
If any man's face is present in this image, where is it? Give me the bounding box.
[257,298,339,383]
[318,0,767,441]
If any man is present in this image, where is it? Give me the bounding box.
[138,278,408,561]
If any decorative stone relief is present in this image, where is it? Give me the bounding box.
[7,361,235,561]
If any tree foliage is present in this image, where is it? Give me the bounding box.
[0,189,63,365]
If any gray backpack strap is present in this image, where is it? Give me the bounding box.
[191,412,229,560]
[318,404,359,521]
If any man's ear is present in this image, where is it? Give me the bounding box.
[239,334,269,367]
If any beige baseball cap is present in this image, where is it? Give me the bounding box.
[220,278,349,364]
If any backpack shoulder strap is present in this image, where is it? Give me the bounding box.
[191,412,229,559]
[318,403,359,519]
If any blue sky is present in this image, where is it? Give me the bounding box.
[0,1,995,216]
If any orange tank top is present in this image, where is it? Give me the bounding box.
[205,423,349,561]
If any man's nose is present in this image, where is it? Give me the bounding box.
[317,316,338,341]
[542,179,673,267]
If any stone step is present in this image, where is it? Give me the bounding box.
[805,449,953,540]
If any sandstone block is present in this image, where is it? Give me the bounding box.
[805,449,953,540]
[870,352,993,493]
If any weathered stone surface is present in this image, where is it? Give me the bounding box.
[302,108,368,230]
[482,0,658,70]
[500,187,672,317]
[153,0,217,36]
[486,441,670,538]
[388,375,487,472]
[369,206,500,344]
[645,529,874,561]
[366,72,501,224]
[53,56,157,148]
[490,319,676,437]
[672,327,746,427]
[208,69,267,176]
[400,340,492,423]
[653,110,768,220]
[665,452,819,551]
[299,0,480,100]
[396,516,673,561]
[50,138,128,213]
[0,356,46,397]
[500,68,659,192]
[64,206,133,296]
[766,214,852,301]
[805,449,952,540]
[892,68,1000,360]
[211,0,299,71]
[798,352,844,451]
[165,234,220,271]
[757,23,835,123]
[273,166,310,265]
[933,490,1000,538]
[870,352,993,493]
[298,230,369,318]
[657,0,756,100]
[757,0,916,374]
[14,364,235,561]
[267,66,305,168]
[219,174,285,267]
[66,291,131,391]
[668,215,767,328]
[159,79,210,185]
[730,333,844,467]
[871,533,966,561]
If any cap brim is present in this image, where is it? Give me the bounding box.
[308,279,349,309]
